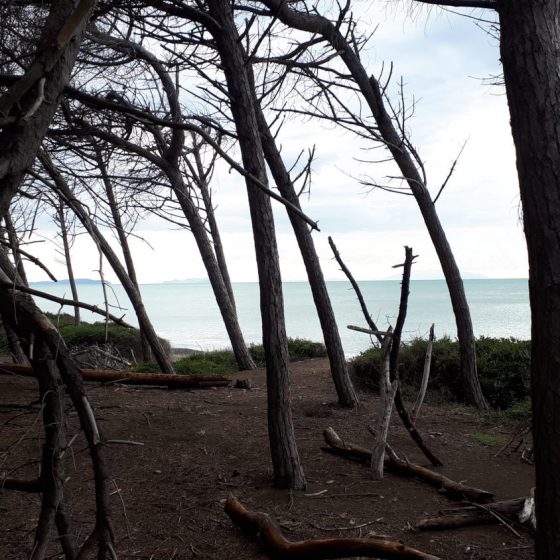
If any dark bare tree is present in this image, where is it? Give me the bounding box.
[247,0,487,410]
[404,0,559,555]
[205,0,306,489]
[55,200,81,326]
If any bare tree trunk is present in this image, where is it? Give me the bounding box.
[4,212,28,285]
[259,0,487,410]
[170,170,256,371]
[499,2,560,557]
[89,30,255,371]
[254,103,358,408]
[30,341,66,560]
[94,149,151,361]
[190,135,237,310]
[207,0,306,489]
[40,151,175,374]
[56,202,80,326]
[0,219,28,363]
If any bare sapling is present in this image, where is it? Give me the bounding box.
[370,329,398,479]
[412,323,435,422]
[329,237,442,466]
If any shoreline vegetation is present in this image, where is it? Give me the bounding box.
[10,313,531,418]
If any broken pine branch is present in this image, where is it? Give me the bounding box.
[412,323,435,422]
[0,363,231,389]
[225,494,441,559]
[322,427,495,503]
[330,237,441,467]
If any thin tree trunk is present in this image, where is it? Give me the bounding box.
[30,341,66,560]
[254,103,358,408]
[190,135,237,310]
[90,30,255,371]
[56,202,80,326]
[260,0,487,409]
[94,149,151,361]
[499,3,560,557]
[4,212,28,286]
[39,151,175,374]
[170,170,256,371]
[0,224,27,364]
[207,0,306,489]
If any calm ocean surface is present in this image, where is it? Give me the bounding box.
[32,279,530,356]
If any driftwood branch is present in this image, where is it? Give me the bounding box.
[0,363,231,389]
[415,497,528,531]
[0,280,132,327]
[225,495,441,559]
[347,325,392,337]
[412,324,434,422]
[330,239,441,467]
[322,428,495,503]
[371,330,396,480]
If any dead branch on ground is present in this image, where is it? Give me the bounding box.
[225,494,441,559]
[0,363,231,389]
[329,236,442,467]
[322,427,495,503]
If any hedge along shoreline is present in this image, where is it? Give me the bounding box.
[348,336,531,411]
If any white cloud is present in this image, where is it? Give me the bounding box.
[23,4,525,286]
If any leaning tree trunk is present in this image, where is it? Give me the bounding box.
[255,103,358,408]
[170,170,256,371]
[56,203,81,326]
[90,30,255,372]
[207,0,306,489]
[95,150,152,360]
[499,3,560,557]
[1,218,29,362]
[260,0,487,409]
[191,136,237,310]
[40,152,175,374]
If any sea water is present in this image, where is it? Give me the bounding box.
[31,279,530,357]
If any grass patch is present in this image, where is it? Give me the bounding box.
[135,338,327,376]
[469,433,508,446]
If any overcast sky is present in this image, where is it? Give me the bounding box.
[28,3,527,284]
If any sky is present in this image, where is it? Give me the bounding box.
[26,3,527,284]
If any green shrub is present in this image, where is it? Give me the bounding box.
[249,338,326,366]
[135,338,327,375]
[349,336,531,410]
[46,312,170,361]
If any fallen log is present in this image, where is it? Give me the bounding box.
[322,428,495,503]
[1,478,41,492]
[225,495,441,560]
[415,497,527,531]
[0,363,231,389]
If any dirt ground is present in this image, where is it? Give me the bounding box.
[1,358,535,559]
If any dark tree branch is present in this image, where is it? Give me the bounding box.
[412,0,497,8]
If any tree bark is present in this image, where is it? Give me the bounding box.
[56,202,80,326]
[95,149,152,360]
[39,151,175,374]
[206,0,306,489]
[255,103,358,408]
[499,2,560,557]
[258,0,487,410]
